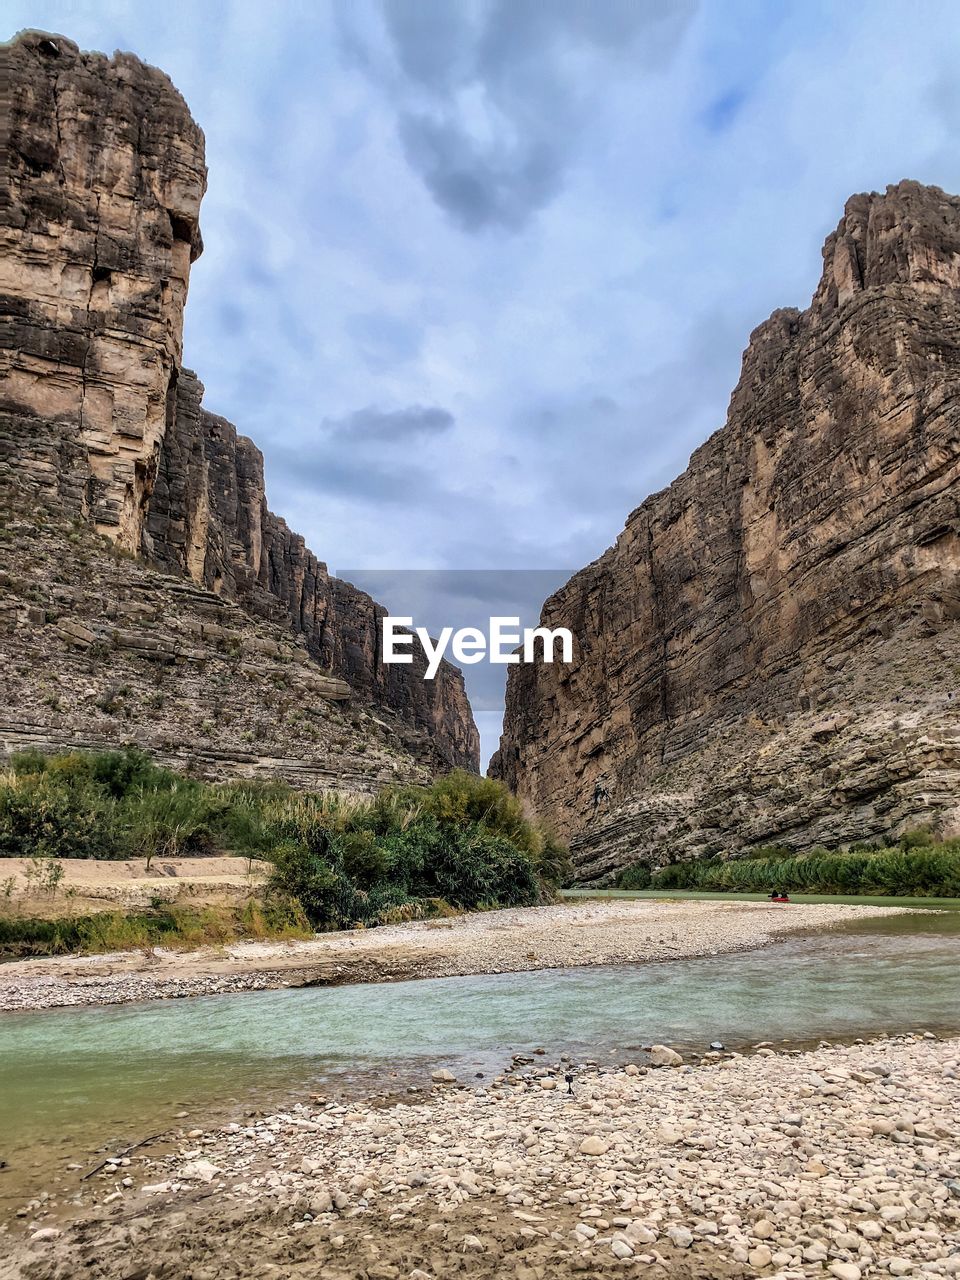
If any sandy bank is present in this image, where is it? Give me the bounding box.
[0,855,268,917]
[0,899,909,1012]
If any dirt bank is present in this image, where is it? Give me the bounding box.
[0,856,268,918]
[0,900,910,1012]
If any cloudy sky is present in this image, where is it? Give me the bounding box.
[9,0,960,761]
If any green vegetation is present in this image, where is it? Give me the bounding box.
[260,769,570,929]
[615,860,653,890]
[0,748,571,934]
[615,831,960,897]
[0,898,312,958]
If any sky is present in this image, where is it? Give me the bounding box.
[8,1,960,763]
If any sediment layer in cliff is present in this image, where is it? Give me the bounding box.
[1,30,478,782]
[491,180,960,881]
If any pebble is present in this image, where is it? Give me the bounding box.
[830,1264,862,1280]
[649,1045,683,1068]
[179,1160,220,1183]
[667,1226,693,1249]
[578,1136,610,1156]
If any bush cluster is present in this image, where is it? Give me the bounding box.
[0,749,571,929]
[615,831,960,897]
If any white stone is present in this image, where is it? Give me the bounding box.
[829,1265,862,1280]
[579,1136,610,1156]
[179,1159,220,1183]
[649,1045,683,1068]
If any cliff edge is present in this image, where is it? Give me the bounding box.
[491,180,960,880]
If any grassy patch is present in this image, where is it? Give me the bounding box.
[0,896,312,958]
[615,832,960,897]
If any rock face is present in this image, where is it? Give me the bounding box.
[491,181,960,881]
[1,30,478,781]
[2,29,206,547]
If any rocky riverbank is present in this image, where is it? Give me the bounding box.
[3,1034,958,1279]
[0,901,911,1012]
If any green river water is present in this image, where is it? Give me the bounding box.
[1,910,958,1215]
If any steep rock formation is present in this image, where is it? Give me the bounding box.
[1,29,205,545]
[491,181,960,881]
[1,30,478,780]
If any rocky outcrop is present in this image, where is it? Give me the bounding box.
[1,30,478,780]
[491,181,960,881]
[144,369,479,766]
[1,29,206,545]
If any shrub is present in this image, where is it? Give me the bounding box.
[123,783,219,868]
[616,860,653,890]
[534,829,575,887]
[0,770,124,859]
[267,839,361,930]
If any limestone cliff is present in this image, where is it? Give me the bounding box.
[491,181,960,881]
[1,30,478,782]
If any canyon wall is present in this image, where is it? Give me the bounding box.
[1,30,478,782]
[491,181,960,881]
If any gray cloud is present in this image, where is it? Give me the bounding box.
[269,448,449,507]
[342,0,697,232]
[326,404,455,442]
[265,404,458,507]
[397,115,563,233]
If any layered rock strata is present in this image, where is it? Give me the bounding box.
[1,30,478,780]
[492,181,960,880]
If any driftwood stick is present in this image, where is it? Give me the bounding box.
[80,1131,169,1181]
